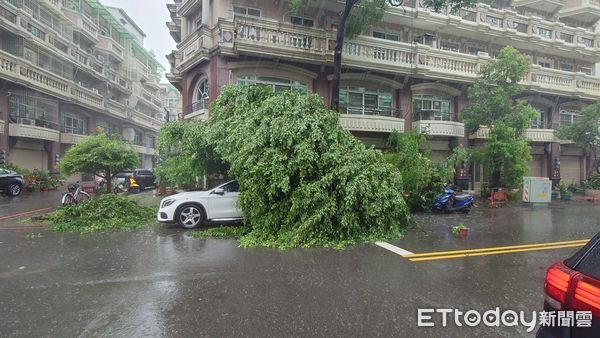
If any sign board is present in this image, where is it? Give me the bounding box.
[523,177,551,203]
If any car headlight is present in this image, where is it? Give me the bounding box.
[161,199,176,208]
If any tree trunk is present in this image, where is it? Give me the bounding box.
[106,169,112,193]
[330,0,357,111]
[491,170,501,188]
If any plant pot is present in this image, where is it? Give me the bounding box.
[551,191,559,200]
[158,186,167,195]
[458,228,470,239]
[561,193,572,201]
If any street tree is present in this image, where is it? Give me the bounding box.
[207,85,413,248]
[292,0,475,110]
[156,121,227,188]
[460,46,538,188]
[59,133,139,193]
[557,103,600,176]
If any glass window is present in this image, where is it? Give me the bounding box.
[196,79,209,102]
[559,109,581,126]
[62,112,85,135]
[534,27,552,39]
[238,76,308,94]
[412,94,452,121]
[340,87,393,116]
[221,181,239,193]
[291,15,314,27]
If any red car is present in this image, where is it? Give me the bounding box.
[538,232,600,337]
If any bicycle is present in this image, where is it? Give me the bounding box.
[61,183,91,207]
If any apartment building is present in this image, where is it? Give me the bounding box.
[166,0,600,189]
[0,0,164,174]
[160,83,182,121]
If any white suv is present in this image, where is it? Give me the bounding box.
[157,180,242,229]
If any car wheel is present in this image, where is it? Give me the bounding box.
[7,183,22,197]
[177,204,204,229]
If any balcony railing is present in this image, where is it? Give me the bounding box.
[470,126,559,143]
[339,114,404,133]
[8,115,60,142]
[217,16,600,99]
[412,120,465,138]
[340,105,398,117]
[184,100,208,115]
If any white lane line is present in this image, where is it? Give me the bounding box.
[375,241,413,257]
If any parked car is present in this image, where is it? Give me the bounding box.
[157,180,242,229]
[537,231,600,337]
[114,169,155,190]
[0,168,25,196]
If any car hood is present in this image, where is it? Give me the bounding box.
[167,190,212,200]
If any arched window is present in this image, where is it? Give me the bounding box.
[412,94,452,121]
[238,76,307,93]
[195,78,209,102]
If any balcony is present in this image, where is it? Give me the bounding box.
[183,100,208,120]
[339,114,404,133]
[9,118,60,142]
[130,110,162,132]
[470,126,558,143]
[559,0,600,25]
[386,2,599,58]
[413,120,465,138]
[60,132,87,144]
[513,0,566,13]
[97,35,124,61]
[212,17,600,99]
[63,8,98,42]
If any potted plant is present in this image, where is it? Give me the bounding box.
[559,181,572,201]
[451,223,470,239]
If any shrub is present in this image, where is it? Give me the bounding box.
[44,194,155,233]
[584,174,600,189]
[207,85,413,248]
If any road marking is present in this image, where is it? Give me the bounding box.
[375,241,414,256]
[403,239,590,259]
[0,207,52,221]
[409,243,587,262]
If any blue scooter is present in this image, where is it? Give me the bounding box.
[433,185,474,214]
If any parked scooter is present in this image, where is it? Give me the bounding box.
[113,176,141,194]
[433,185,474,214]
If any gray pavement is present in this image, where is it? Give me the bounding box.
[0,200,598,337]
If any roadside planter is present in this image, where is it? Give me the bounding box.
[451,224,470,239]
[561,192,573,201]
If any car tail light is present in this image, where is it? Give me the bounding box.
[572,276,600,318]
[545,263,575,305]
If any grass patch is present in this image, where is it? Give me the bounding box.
[192,226,250,239]
[43,194,156,233]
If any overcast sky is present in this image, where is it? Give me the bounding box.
[101,0,176,82]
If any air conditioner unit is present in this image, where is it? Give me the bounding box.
[92,88,99,93]
[21,118,35,125]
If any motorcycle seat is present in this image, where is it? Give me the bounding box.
[454,194,471,201]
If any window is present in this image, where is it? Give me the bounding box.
[560,33,574,43]
[339,87,393,116]
[238,76,308,94]
[220,181,240,193]
[538,62,551,69]
[133,131,143,146]
[233,6,260,17]
[62,112,85,135]
[96,120,116,135]
[530,109,545,129]
[581,37,594,48]
[291,15,314,27]
[560,63,574,72]
[28,24,45,40]
[195,78,209,102]
[575,241,600,280]
[483,15,503,28]
[559,109,581,126]
[579,66,593,75]
[534,27,552,39]
[413,94,452,121]
[441,42,459,52]
[373,31,399,41]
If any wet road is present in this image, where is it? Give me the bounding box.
[0,190,64,219]
[0,201,598,337]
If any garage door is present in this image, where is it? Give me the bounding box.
[9,148,48,171]
[561,156,582,185]
[430,150,450,164]
[528,155,545,177]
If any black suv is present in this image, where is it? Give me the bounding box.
[538,232,600,337]
[0,168,25,196]
[114,169,156,190]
